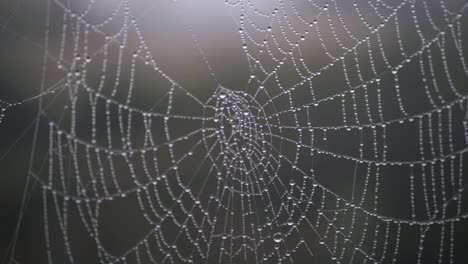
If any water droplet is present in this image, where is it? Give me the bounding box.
[273,233,282,243]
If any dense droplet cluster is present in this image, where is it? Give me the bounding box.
[202,87,279,196]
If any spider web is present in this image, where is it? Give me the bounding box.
[3,0,468,263]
